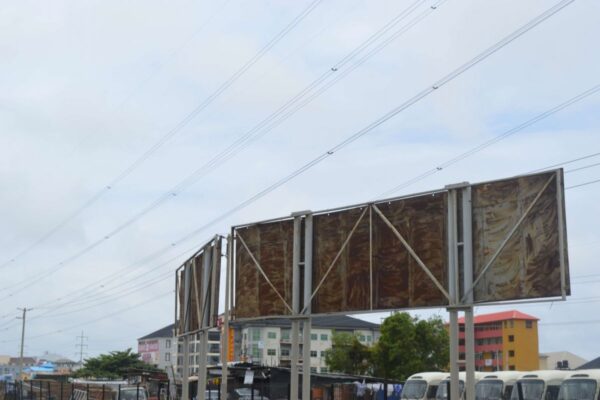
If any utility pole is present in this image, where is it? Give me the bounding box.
[17,307,32,380]
[76,331,88,363]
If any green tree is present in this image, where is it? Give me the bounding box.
[372,313,448,380]
[74,348,159,379]
[324,332,372,375]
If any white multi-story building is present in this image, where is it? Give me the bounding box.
[138,324,175,371]
[137,324,222,377]
[140,315,379,377]
[234,315,380,373]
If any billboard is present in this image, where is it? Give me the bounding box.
[231,169,569,320]
[471,170,569,302]
[176,236,221,335]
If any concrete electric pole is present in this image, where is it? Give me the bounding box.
[17,307,32,380]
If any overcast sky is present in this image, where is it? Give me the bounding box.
[1,0,600,364]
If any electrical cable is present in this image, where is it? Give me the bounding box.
[0,0,323,271]
[378,85,600,198]
[0,0,577,323]
[0,0,434,298]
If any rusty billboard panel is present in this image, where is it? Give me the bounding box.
[234,220,294,319]
[176,237,222,336]
[230,169,569,320]
[471,170,570,302]
[311,192,449,314]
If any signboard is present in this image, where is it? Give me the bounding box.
[471,170,570,302]
[176,236,222,335]
[231,170,569,320]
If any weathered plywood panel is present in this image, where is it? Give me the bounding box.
[234,220,294,319]
[372,193,448,309]
[311,207,371,313]
[472,171,570,302]
[311,193,448,314]
[176,239,221,334]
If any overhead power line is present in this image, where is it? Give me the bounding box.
[0,0,436,299]
[0,0,323,271]
[378,84,600,198]
[1,0,576,321]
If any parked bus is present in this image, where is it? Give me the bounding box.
[402,372,449,400]
[557,370,600,400]
[436,372,484,400]
[510,370,570,400]
[476,371,521,400]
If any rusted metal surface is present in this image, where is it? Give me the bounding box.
[312,207,371,313]
[471,170,570,302]
[372,193,449,309]
[311,193,449,313]
[234,220,295,319]
[176,238,221,334]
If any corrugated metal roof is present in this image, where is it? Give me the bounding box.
[457,310,538,324]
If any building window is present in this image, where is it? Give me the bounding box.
[311,333,318,340]
[310,351,318,358]
[526,320,533,329]
[367,335,372,342]
[251,344,261,359]
[508,335,514,342]
[208,331,220,341]
[459,339,465,346]
[359,335,366,342]
[267,349,276,356]
[509,320,514,328]
[281,330,290,340]
[166,339,171,348]
[321,367,328,373]
[509,350,515,357]
[165,353,171,362]
[310,367,317,373]
[320,334,328,341]
[509,365,516,371]
[268,331,277,339]
[252,329,261,341]
[281,349,290,357]
[321,351,327,358]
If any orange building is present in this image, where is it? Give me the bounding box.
[457,310,539,372]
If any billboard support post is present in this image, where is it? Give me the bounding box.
[222,236,232,400]
[302,213,313,400]
[290,216,302,400]
[447,187,460,400]
[462,186,475,400]
[182,264,192,400]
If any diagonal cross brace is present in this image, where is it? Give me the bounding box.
[236,232,294,314]
[301,207,369,314]
[461,173,556,304]
[372,204,451,302]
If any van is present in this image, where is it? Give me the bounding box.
[510,370,570,400]
[436,372,484,400]
[557,369,600,400]
[402,372,449,400]
[476,371,521,400]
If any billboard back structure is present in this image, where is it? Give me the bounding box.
[231,169,569,320]
[175,236,222,336]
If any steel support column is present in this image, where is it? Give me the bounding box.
[446,188,460,400]
[462,186,476,399]
[221,236,232,400]
[182,264,192,400]
[290,216,302,400]
[302,214,313,400]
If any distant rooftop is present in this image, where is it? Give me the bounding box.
[139,315,379,341]
[138,324,175,340]
[577,356,600,370]
[231,315,380,330]
[458,310,538,324]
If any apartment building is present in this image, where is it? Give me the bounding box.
[457,310,539,372]
[141,315,379,377]
[233,315,380,373]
